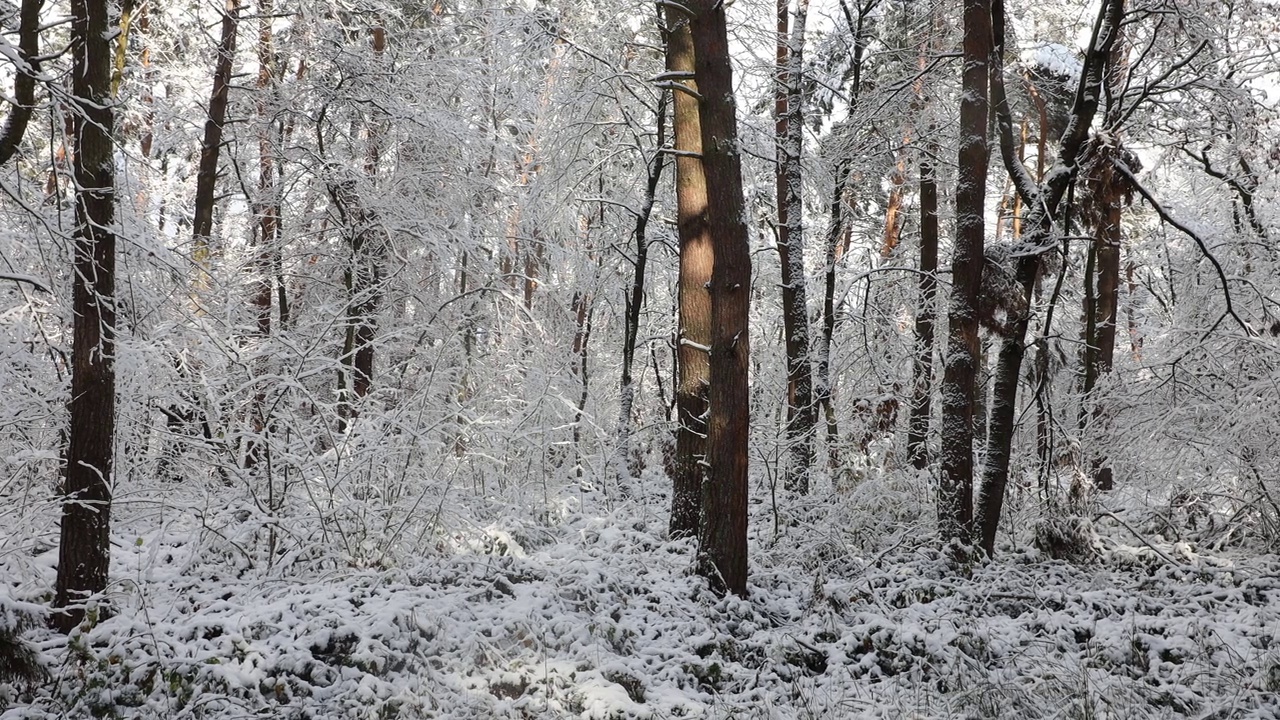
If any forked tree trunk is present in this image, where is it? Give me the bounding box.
[664,12,712,541]
[54,0,117,634]
[937,0,991,546]
[192,0,242,274]
[976,0,1126,555]
[775,0,815,493]
[691,0,751,597]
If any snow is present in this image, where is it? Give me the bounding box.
[1023,42,1084,82]
[5,490,1280,719]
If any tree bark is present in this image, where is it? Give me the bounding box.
[665,11,712,541]
[775,0,815,493]
[617,95,666,486]
[54,0,117,634]
[938,0,991,546]
[691,0,751,597]
[0,0,41,166]
[976,0,1126,555]
[907,135,938,470]
[192,0,242,272]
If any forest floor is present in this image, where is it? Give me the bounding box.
[3,470,1280,719]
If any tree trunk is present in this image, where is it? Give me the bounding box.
[907,134,938,470]
[54,0,117,634]
[665,11,712,541]
[976,0,1126,555]
[775,0,815,493]
[691,0,751,597]
[192,0,242,273]
[1089,201,1119,490]
[937,0,991,546]
[333,25,389,432]
[0,0,41,165]
[616,95,666,486]
[245,0,279,472]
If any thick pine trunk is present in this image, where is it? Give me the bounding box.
[938,0,991,545]
[775,0,815,493]
[55,0,117,634]
[691,0,751,596]
[665,13,712,540]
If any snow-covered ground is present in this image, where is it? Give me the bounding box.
[3,473,1280,719]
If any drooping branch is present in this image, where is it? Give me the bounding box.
[1113,161,1252,336]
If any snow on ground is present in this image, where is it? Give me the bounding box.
[3,480,1280,719]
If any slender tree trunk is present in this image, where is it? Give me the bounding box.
[54,0,117,634]
[617,96,667,485]
[976,0,1126,555]
[907,135,938,470]
[938,0,991,546]
[252,0,279,339]
[1089,199,1120,490]
[334,25,389,431]
[691,0,751,596]
[814,1,869,472]
[245,0,278,472]
[192,0,242,273]
[775,0,815,493]
[815,163,848,469]
[664,11,712,540]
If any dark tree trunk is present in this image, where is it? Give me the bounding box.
[0,0,41,165]
[775,0,815,493]
[192,0,242,269]
[333,25,389,432]
[976,0,1126,555]
[616,95,666,485]
[907,136,938,470]
[664,12,712,541]
[245,0,279,472]
[691,0,751,597]
[1088,200,1120,490]
[54,0,117,634]
[937,0,991,546]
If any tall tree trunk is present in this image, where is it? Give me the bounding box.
[0,0,41,165]
[192,0,242,275]
[616,95,666,486]
[252,0,279,339]
[907,135,938,470]
[815,0,871,471]
[54,0,117,634]
[664,11,712,541]
[937,0,991,546]
[333,25,389,432]
[691,0,751,597]
[244,0,279,472]
[816,163,849,469]
[976,0,1126,555]
[775,0,815,493]
[1080,36,1129,493]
